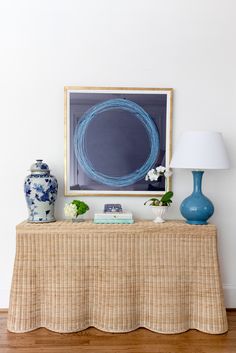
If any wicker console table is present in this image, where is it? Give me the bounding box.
[7,220,227,334]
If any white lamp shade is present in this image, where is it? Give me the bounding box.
[170,131,230,169]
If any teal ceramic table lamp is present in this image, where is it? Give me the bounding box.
[170,131,229,224]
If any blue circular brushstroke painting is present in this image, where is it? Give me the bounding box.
[73,98,159,187]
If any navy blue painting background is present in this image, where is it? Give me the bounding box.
[69,92,167,191]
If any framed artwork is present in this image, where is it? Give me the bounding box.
[64,86,173,196]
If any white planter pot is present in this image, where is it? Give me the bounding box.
[151,206,168,223]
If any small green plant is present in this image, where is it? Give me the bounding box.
[71,200,89,216]
[64,200,89,219]
[144,191,174,207]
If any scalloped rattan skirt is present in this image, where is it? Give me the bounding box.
[7,220,228,334]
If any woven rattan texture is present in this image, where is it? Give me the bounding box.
[7,220,228,334]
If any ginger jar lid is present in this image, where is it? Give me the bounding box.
[30,159,50,173]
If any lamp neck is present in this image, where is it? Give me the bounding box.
[192,170,204,194]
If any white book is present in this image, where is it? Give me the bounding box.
[94,212,133,220]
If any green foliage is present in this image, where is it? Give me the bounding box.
[72,200,89,216]
[160,191,174,206]
[144,191,174,207]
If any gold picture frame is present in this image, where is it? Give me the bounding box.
[64,86,173,197]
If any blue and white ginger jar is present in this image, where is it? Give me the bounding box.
[24,159,58,223]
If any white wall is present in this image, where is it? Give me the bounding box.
[0,0,235,307]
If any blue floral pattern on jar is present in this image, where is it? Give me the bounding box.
[24,160,58,222]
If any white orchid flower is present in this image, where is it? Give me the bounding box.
[153,174,160,181]
[164,169,172,177]
[146,169,155,180]
[145,165,172,182]
[156,165,166,173]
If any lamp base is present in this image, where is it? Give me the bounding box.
[186,220,208,225]
[180,171,214,225]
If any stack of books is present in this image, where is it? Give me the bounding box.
[94,204,134,224]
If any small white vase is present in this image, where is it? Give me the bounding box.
[151,206,168,223]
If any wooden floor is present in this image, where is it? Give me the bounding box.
[1,311,236,353]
